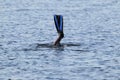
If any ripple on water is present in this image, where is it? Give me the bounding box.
[13,42,81,52]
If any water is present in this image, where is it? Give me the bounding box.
[0,0,120,80]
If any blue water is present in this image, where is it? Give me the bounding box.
[0,0,120,80]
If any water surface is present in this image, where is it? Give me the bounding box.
[0,0,120,80]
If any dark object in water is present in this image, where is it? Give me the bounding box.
[54,15,63,33]
[36,43,80,48]
[54,15,64,46]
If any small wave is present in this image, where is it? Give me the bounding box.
[71,49,89,52]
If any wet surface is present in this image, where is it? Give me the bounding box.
[0,0,120,80]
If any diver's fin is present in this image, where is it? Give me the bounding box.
[54,15,63,33]
[59,15,63,33]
